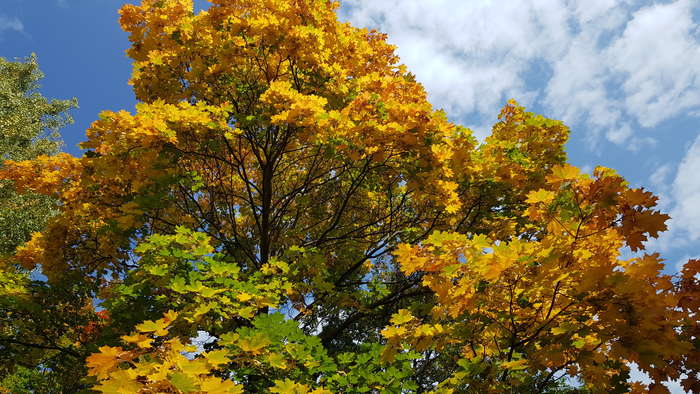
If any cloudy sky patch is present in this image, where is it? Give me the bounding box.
[340,0,700,277]
[0,15,23,34]
[665,134,700,247]
[341,0,700,148]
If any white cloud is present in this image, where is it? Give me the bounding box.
[338,0,700,149]
[606,0,700,129]
[668,133,700,244]
[341,0,567,119]
[649,163,671,188]
[0,15,24,33]
[649,132,700,256]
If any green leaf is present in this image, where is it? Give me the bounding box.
[169,372,199,392]
[170,276,187,293]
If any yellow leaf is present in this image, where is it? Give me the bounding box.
[177,358,210,376]
[135,318,169,337]
[547,164,580,184]
[501,359,528,370]
[270,379,310,394]
[236,292,254,302]
[200,377,244,393]
[205,349,231,366]
[121,333,153,349]
[482,258,506,281]
[390,309,414,325]
[86,346,128,379]
[93,369,143,394]
[381,325,407,338]
[193,302,213,318]
[525,189,556,205]
[163,310,178,322]
[223,129,240,140]
[238,333,271,354]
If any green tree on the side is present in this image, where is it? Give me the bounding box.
[0,54,77,256]
[0,55,78,393]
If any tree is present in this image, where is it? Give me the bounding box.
[0,55,79,392]
[1,0,698,392]
[0,55,77,256]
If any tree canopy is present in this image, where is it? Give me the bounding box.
[0,0,698,393]
[0,55,77,392]
[0,55,76,256]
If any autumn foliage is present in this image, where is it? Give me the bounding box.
[1,0,698,392]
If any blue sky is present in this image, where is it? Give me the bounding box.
[2,2,699,273]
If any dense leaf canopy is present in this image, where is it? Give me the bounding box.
[0,56,77,392]
[0,55,76,256]
[0,1,698,393]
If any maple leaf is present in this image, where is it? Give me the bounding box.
[525,189,556,205]
[681,259,700,281]
[92,370,142,393]
[267,352,288,369]
[547,164,580,184]
[121,333,153,349]
[169,372,199,392]
[200,377,244,393]
[135,313,175,336]
[238,333,271,355]
[390,309,414,325]
[500,359,528,370]
[177,358,210,376]
[381,325,407,339]
[270,379,310,394]
[205,349,231,366]
[236,292,254,302]
[86,346,129,379]
[624,188,657,207]
[135,319,170,336]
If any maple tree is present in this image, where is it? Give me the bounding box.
[1,0,698,392]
